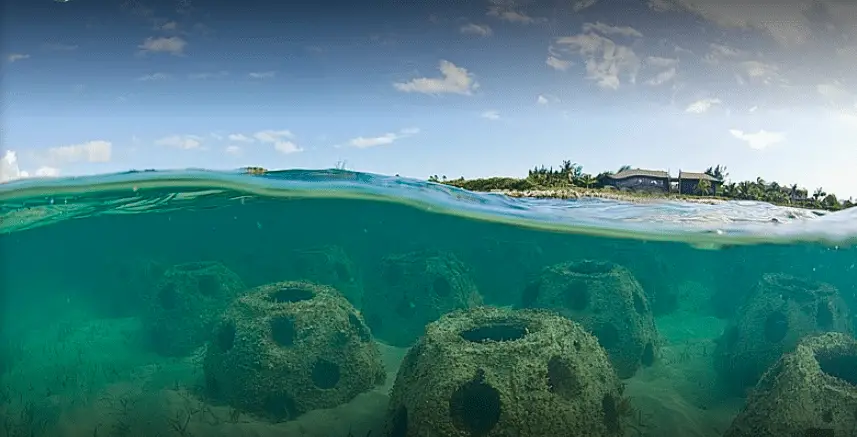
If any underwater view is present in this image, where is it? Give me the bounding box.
[0,169,856,437]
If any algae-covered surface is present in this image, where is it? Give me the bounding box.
[1,169,856,437]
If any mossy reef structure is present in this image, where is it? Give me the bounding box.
[724,332,857,436]
[362,250,483,347]
[142,261,246,357]
[203,280,385,422]
[714,273,853,394]
[384,306,626,437]
[520,259,660,378]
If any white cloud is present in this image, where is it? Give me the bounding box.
[546,55,572,71]
[646,67,676,85]
[646,56,678,68]
[552,30,641,89]
[224,145,242,156]
[346,127,419,149]
[155,135,203,149]
[159,21,178,31]
[481,110,500,120]
[6,53,30,63]
[729,129,785,150]
[253,130,293,143]
[393,60,478,95]
[252,130,302,154]
[703,43,747,64]
[685,98,721,113]
[487,7,537,24]
[138,36,186,55]
[188,71,229,79]
[137,72,170,81]
[35,166,60,177]
[537,95,549,104]
[460,23,493,36]
[228,133,255,143]
[248,71,276,79]
[817,81,854,107]
[48,140,113,162]
[573,0,599,12]
[1,151,26,182]
[581,22,643,38]
[647,0,854,46]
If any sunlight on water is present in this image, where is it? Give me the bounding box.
[1,169,856,437]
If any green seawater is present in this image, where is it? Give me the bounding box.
[1,169,856,437]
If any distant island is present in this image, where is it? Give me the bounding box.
[427,162,854,212]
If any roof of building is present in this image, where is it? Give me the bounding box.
[606,169,670,179]
[678,171,721,181]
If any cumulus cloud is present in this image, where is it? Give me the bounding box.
[137,72,170,81]
[248,71,276,79]
[188,71,229,79]
[551,24,642,89]
[252,130,302,154]
[138,36,186,55]
[346,127,420,149]
[393,60,478,95]
[49,140,112,162]
[581,22,644,38]
[481,110,500,120]
[1,151,26,182]
[729,129,785,150]
[537,95,549,104]
[487,0,539,24]
[224,145,242,156]
[6,53,30,63]
[155,135,203,149]
[228,133,255,143]
[573,0,599,12]
[685,98,722,113]
[546,56,572,71]
[460,23,493,36]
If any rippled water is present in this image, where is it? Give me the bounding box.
[0,169,855,437]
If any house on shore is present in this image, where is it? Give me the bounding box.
[603,169,671,192]
[602,168,723,194]
[677,171,723,195]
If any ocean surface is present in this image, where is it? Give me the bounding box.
[1,168,856,437]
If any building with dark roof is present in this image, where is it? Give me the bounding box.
[677,171,723,195]
[603,169,671,192]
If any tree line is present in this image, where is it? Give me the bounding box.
[428,161,854,211]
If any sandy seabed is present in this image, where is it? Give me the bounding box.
[0,286,743,437]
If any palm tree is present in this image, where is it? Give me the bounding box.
[813,187,826,202]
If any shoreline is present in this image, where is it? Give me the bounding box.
[485,188,729,205]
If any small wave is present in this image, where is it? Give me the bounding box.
[1,168,855,246]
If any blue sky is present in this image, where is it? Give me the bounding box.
[2,0,856,197]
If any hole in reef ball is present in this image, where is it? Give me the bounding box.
[816,301,834,330]
[432,276,451,297]
[158,283,178,310]
[521,281,541,308]
[197,274,220,297]
[763,311,789,343]
[547,356,580,400]
[564,281,590,311]
[217,321,236,351]
[449,376,501,436]
[816,351,857,386]
[460,321,529,343]
[593,323,620,350]
[269,286,315,304]
[388,406,408,437]
[633,293,646,315]
[270,316,297,347]
[602,394,620,433]
[641,342,655,367]
[311,359,341,389]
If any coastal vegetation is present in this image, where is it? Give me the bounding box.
[428,162,854,211]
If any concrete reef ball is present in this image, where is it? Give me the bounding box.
[203,280,386,422]
[521,259,660,378]
[384,306,626,437]
[285,245,363,306]
[143,260,246,357]
[714,273,852,394]
[724,332,857,437]
[363,250,483,347]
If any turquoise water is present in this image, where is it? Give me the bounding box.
[1,169,856,437]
